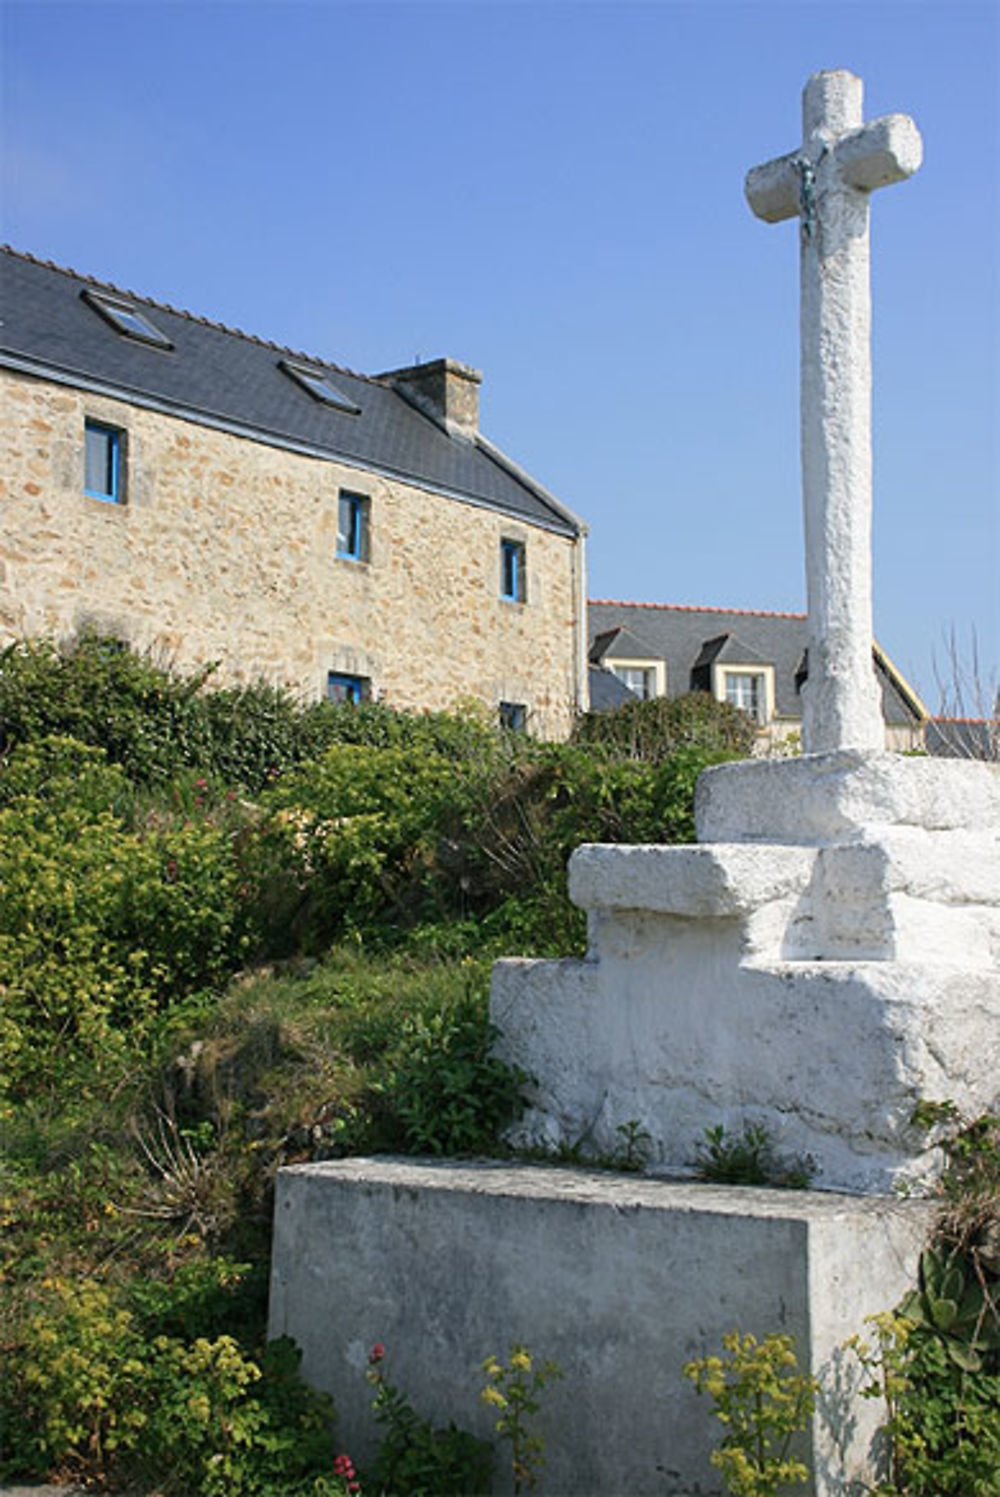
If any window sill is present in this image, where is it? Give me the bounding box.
[84,490,126,508]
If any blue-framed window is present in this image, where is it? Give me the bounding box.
[499,701,527,732]
[337,491,370,562]
[84,420,124,503]
[500,539,526,602]
[327,671,368,705]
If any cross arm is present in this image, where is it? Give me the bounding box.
[835,113,923,191]
[744,151,802,223]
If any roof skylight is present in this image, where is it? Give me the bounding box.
[281,360,360,413]
[82,289,173,348]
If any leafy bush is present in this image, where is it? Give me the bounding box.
[250,743,459,951]
[430,739,726,955]
[572,691,757,762]
[0,634,505,795]
[848,1109,1000,1495]
[1,1274,335,1494]
[0,634,216,785]
[850,1304,1000,1497]
[386,986,528,1155]
[0,737,248,1106]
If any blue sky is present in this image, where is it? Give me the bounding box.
[3,0,997,709]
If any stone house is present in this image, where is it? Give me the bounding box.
[0,247,588,738]
[588,598,928,751]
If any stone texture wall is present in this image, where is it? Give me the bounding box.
[0,371,585,738]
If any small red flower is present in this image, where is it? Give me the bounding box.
[369,1342,386,1364]
[333,1452,356,1477]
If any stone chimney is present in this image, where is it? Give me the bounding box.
[380,358,482,440]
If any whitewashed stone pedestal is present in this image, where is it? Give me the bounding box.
[268,755,997,1496]
[493,752,1000,1196]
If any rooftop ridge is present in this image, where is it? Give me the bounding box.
[1,243,375,386]
[589,598,807,621]
[933,715,998,726]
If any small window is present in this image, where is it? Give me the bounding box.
[82,289,172,349]
[336,492,370,562]
[281,360,361,413]
[613,665,655,700]
[500,539,526,603]
[327,672,368,705]
[84,420,124,503]
[725,671,766,723]
[499,701,527,732]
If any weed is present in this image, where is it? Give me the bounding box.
[481,1344,563,1494]
[365,1342,492,1495]
[683,1330,817,1496]
[694,1122,815,1189]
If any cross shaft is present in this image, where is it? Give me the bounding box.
[746,71,922,753]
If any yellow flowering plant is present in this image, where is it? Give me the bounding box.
[683,1330,818,1497]
[480,1344,562,1494]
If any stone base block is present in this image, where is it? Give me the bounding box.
[492,952,1000,1195]
[268,1159,932,1496]
[695,750,1000,845]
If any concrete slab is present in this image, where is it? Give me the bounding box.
[268,1157,932,1496]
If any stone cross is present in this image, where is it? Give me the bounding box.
[745,71,922,753]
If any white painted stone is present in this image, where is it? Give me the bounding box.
[492,744,1000,1194]
[269,1158,932,1496]
[568,841,817,918]
[493,953,1000,1196]
[695,750,1000,844]
[746,72,922,754]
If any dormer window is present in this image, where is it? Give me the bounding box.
[610,664,662,700]
[725,671,764,720]
[715,665,775,725]
[281,360,360,413]
[82,289,172,348]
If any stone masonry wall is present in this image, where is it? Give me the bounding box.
[0,371,584,738]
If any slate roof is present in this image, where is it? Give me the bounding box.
[588,600,924,726]
[0,247,580,537]
[588,665,636,712]
[926,717,998,759]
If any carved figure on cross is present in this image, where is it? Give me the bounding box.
[746,71,922,754]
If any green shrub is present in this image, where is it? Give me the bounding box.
[850,1305,1000,1497]
[1,1274,335,1494]
[0,741,248,1106]
[0,733,134,816]
[572,691,757,762]
[0,634,215,785]
[250,743,459,951]
[432,740,726,955]
[385,983,528,1155]
[849,1109,1000,1495]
